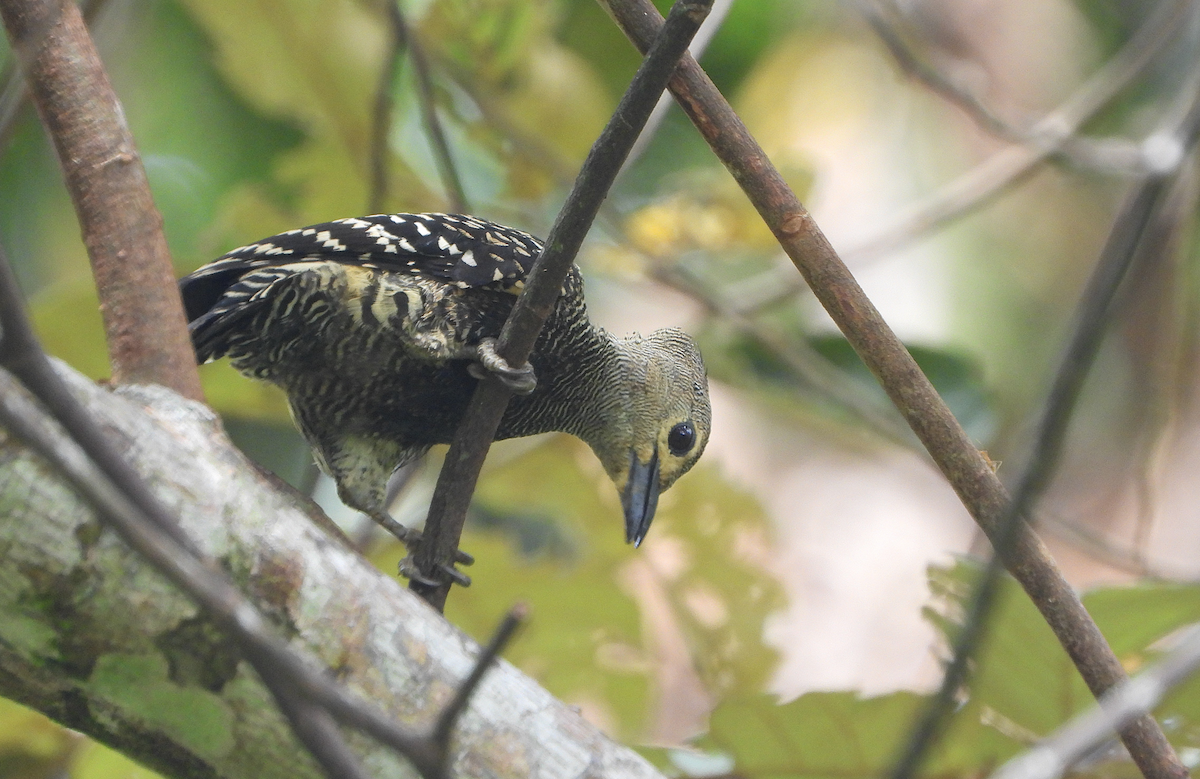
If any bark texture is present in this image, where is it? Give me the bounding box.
[0,360,661,779]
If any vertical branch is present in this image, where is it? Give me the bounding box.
[409,0,714,612]
[0,0,203,400]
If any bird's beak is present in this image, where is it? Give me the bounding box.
[622,449,660,548]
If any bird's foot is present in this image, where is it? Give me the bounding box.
[468,338,537,395]
[399,555,472,588]
[370,512,474,565]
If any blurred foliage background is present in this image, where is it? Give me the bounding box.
[4,0,1200,776]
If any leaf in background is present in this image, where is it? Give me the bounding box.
[698,0,824,94]
[101,0,304,270]
[693,690,927,779]
[680,562,1200,778]
[421,0,612,168]
[29,279,110,381]
[28,277,293,426]
[810,335,997,443]
[372,435,782,742]
[933,561,1200,773]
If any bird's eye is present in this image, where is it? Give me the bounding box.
[667,422,695,456]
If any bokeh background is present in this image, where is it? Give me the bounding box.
[5,0,1200,776]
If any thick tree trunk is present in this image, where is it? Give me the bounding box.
[0,360,662,779]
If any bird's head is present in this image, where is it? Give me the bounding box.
[591,327,710,547]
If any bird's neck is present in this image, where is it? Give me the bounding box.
[501,325,629,448]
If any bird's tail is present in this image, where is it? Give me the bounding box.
[178,259,291,364]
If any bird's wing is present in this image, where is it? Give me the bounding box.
[181,213,543,320]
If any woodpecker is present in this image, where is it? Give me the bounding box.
[180,213,710,565]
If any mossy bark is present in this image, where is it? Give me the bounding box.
[0,361,661,779]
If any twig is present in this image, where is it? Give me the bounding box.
[0,0,203,400]
[370,1,468,213]
[861,0,1019,142]
[845,0,1192,263]
[860,0,1147,174]
[433,605,527,750]
[730,0,1194,314]
[892,86,1200,779]
[601,1,1189,777]
[408,0,714,612]
[994,624,1200,779]
[0,235,526,777]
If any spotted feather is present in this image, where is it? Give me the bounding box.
[182,213,541,318]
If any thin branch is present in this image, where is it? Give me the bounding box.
[895,55,1200,779]
[259,668,376,779]
[860,0,1148,174]
[861,0,1015,141]
[408,0,714,612]
[433,605,527,749]
[994,624,1200,779]
[0,0,203,400]
[891,139,1200,779]
[370,1,468,213]
[843,0,1192,264]
[730,0,1194,314]
[600,1,1189,778]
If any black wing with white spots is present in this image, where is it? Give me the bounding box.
[181,213,544,321]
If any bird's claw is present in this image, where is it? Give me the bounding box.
[398,555,472,588]
[469,338,537,395]
[371,513,473,565]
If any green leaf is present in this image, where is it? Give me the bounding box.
[105,0,304,270]
[810,335,996,442]
[696,691,927,779]
[691,562,1200,778]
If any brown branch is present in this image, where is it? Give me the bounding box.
[408,0,714,612]
[600,1,1188,778]
[892,84,1200,779]
[0,0,202,401]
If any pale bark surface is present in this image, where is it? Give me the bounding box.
[0,361,663,779]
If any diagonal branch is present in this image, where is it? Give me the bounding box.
[0,0,202,400]
[600,1,1189,777]
[408,0,715,612]
[891,85,1200,779]
[995,623,1200,779]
